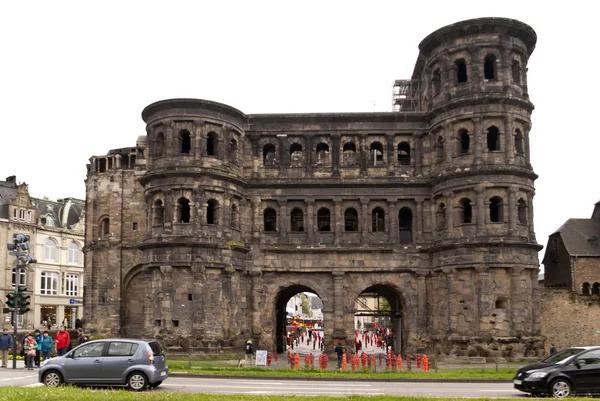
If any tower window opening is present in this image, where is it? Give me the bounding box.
[436,203,446,230]
[177,198,190,223]
[436,136,444,162]
[372,207,385,232]
[290,143,303,166]
[263,144,277,166]
[518,198,527,224]
[593,283,600,295]
[101,217,110,237]
[460,198,472,224]
[207,199,218,225]
[370,142,384,166]
[230,203,239,229]
[153,199,164,226]
[487,126,500,151]
[98,158,107,173]
[432,68,441,94]
[230,138,238,163]
[343,142,357,165]
[154,132,165,157]
[207,132,217,156]
[316,142,330,165]
[512,60,521,85]
[456,59,467,83]
[317,208,331,232]
[489,196,503,223]
[264,208,277,232]
[398,207,413,243]
[344,208,359,232]
[458,129,470,154]
[484,54,497,80]
[515,129,524,155]
[180,130,191,154]
[397,142,410,165]
[290,208,304,232]
[583,282,591,295]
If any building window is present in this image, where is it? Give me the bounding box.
[264,208,277,232]
[495,297,508,309]
[41,271,59,295]
[397,142,410,165]
[593,283,600,295]
[344,208,359,232]
[153,199,164,226]
[484,54,497,80]
[398,207,412,243]
[11,268,25,288]
[154,132,165,157]
[487,126,500,151]
[230,203,239,229]
[263,144,277,166]
[518,198,527,224]
[515,129,524,155]
[512,60,521,85]
[100,217,110,238]
[206,199,218,225]
[372,207,385,232]
[207,132,217,156]
[436,136,444,163]
[65,274,79,297]
[68,242,80,264]
[489,196,504,223]
[583,282,591,296]
[456,59,467,83]
[460,198,473,224]
[317,208,331,232]
[343,142,357,166]
[44,239,57,262]
[316,143,330,165]
[177,198,191,223]
[230,139,238,164]
[437,203,446,230]
[432,68,441,94]
[458,129,470,154]
[179,130,191,154]
[290,143,303,166]
[370,142,384,166]
[290,208,304,232]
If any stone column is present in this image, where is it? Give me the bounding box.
[416,272,427,333]
[416,197,424,242]
[359,134,368,176]
[250,270,263,335]
[223,196,232,238]
[445,268,457,334]
[441,53,451,101]
[443,123,453,166]
[278,136,287,176]
[504,116,514,164]
[443,191,454,235]
[508,186,518,234]
[159,265,173,328]
[414,131,423,175]
[501,47,512,91]
[524,124,532,168]
[360,197,369,244]
[194,122,203,163]
[332,271,347,339]
[332,133,341,177]
[475,267,490,334]
[388,199,397,243]
[510,267,525,336]
[250,133,260,178]
[527,191,536,241]
[191,262,206,333]
[530,268,541,335]
[114,154,122,169]
[473,117,483,165]
[429,199,437,238]
[193,188,204,236]
[386,133,395,175]
[278,199,288,243]
[334,198,343,244]
[305,134,313,175]
[306,199,315,243]
[475,186,485,234]
[251,197,261,239]
[469,46,482,90]
[165,120,174,157]
[164,190,174,234]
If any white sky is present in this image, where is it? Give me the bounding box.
[1,1,598,264]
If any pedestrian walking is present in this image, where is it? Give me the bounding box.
[334,341,344,369]
[550,343,557,355]
[0,328,13,368]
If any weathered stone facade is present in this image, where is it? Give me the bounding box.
[84,17,543,357]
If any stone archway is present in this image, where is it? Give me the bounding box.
[123,270,146,338]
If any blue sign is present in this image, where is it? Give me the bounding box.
[69,299,83,305]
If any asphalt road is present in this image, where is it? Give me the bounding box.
[1,370,526,398]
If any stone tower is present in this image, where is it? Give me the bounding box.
[84,18,543,358]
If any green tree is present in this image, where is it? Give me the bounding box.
[300,293,313,316]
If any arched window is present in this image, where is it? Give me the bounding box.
[317,208,331,232]
[489,196,504,223]
[153,199,164,226]
[68,242,80,264]
[290,208,304,232]
[456,59,467,83]
[230,139,238,163]
[316,143,330,165]
[372,207,385,232]
[45,238,57,261]
[263,144,277,166]
[230,203,239,229]
[593,283,600,295]
[437,203,446,230]
[484,54,497,80]
[460,198,472,224]
[206,199,218,225]
[458,129,470,154]
[370,142,384,166]
[177,198,191,223]
[436,136,444,162]
[512,60,521,85]
[515,129,524,155]
[583,282,591,296]
[207,132,217,156]
[518,198,527,224]
[432,68,441,94]
[264,208,277,232]
[343,142,357,165]
[100,217,110,238]
[398,207,412,243]
[487,126,500,151]
[179,130,191,154]
[290,143,303,166]
[397,142,410,165]
[290,143,302,156]
[154,132,165,157]
[344,208,359,232]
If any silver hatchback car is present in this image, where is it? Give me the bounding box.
[39,339,168,391]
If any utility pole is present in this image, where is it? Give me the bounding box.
[5,234,36,369]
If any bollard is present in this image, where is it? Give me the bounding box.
[397,354,402,371]
[351,354,357,371]
[378,353,383,367]
[360,352,367,367]
[287,350,292,366]
[416,354,422,369]
[267,352,272,366]
[274,349,278,362]
[304,354,310,368]
[342,353,347,371]
[294,353,300,370]
[370,354,376,370]
[406,355,412,372]
[309,353,314,367]
[386,353,391,370]
[324,353,329,369]
[422,355,429,372]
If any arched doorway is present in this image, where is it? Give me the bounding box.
[274,285,324,354]
[354,285,404,354]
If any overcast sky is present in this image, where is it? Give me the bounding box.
[1,1,597,263]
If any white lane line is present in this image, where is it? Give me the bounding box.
[226,382,372,387]
[0,375,36,382]
[164,384,377,390]
[23,383,43,387]
[480,389,521,392]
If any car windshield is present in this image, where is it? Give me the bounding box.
[540,348,585,364]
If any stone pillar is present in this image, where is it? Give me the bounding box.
[504,116,514,163]
[278,199,288,243]
[191,262,206,333]
[469,46,482,90]
[251,197,261,239]
[306,199,315,243]
[386,133,395,175]
[359,134,368,176]
[388,199,397,243]
[223,196,232,238]
[334,198,343,244]
[165,120,174,157]
[305,134,313,175]
[250,270,263,335]
[194,122,202,163]
[159,265,173,328]
[416,273,427,333]
[508,186,518,234]
[429,199,437,238]
[250,133,260,178]
[527,191,535,241]
[278,136,287,176]
[193,188,204,236]
[164,190,174,234]
[501,47,512,92]
[445,268,457,334]
[414,132,423,175]
[475,186,485,234]
[416,197,424,242]
[475,267,490,334]
[114,154,122,169]
[530,268,541,335]
[360,197,369,244]
[444,123,453,166]
[332,271,347,339]
[524,124,532,168]
[332,133,341,177]
[510,267,525,336]
[443,191,454,235]
[473,117,483,165]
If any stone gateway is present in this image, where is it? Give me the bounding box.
[84,17,544,358]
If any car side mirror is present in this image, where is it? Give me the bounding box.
[574,359,585,368]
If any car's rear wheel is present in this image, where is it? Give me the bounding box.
[127,372,148,391]
[550,379,572,398]
[43,371,63,387]
[149,381,163,388]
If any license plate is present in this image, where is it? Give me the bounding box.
[514,379,522,385]
[160,371,167,377]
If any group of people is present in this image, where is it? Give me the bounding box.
[0,325,89,369]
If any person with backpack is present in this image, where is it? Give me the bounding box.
[334,341,344,369]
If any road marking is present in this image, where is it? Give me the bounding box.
[0,375,36,382]
[23,383,43,387]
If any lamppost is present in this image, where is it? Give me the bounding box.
[5,234,36,369]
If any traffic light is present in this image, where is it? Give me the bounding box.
[18,289,31,314]
[5,293,16,309]
[7,233,31,251]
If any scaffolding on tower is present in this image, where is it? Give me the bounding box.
[392,79,420,112]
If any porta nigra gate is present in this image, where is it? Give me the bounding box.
[84,18,545,358]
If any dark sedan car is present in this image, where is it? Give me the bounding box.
[514,346,600,398]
